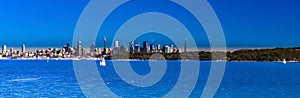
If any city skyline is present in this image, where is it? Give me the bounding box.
[0,1,299,98]
[0,40,182,50]
[0,38,184,58]
[0,0,300,48]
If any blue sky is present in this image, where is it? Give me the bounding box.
[0,0,299,48]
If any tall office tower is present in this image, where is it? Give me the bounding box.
[129,41,134,53]
[134,44,140,53]
[21,44,25,53]
[103,37,107,49]
[90,42,96,53]
[184,40,187,52]
[77,41,82,56]
[114,40,119,48]
[66,42,70,53]
[2,45,7,54]
[143,41,148,53]
[150,44,154,52]
[82,48,85,57]
[10,48,14,53]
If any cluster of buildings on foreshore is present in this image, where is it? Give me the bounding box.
[0,43,75,58]
[0,38,187,58]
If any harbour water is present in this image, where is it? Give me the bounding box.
[0,60,299,97]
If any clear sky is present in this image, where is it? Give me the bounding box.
[0,0,299,48]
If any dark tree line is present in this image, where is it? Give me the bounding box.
[227,47,300,61]
[106,47,300,61]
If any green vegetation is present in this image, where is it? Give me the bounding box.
[106,47,300,61]
[228,47,300,61]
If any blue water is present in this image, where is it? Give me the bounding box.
[0,60,299,97]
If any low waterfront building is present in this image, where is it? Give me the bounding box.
[95,48,102,55]
[102,48,110,55]
[111,47,120,54]
[163,45,177,53]
[164,46,171,53]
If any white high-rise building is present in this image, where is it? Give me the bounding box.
[114,40,119,48]
[76,41,82,56]
[2,45,7,54]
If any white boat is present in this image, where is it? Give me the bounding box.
[100,58,106,66]
[283,59,287,64]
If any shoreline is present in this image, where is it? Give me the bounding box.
[0,57,298,63]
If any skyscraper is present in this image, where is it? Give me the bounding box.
[21,44,25,53]
[114,40,119,48]
[76,41,82,56]
[134,44,140,53]
[111,40,120,55]
[2,45,7,54]
[63,42,71,53]
[143,41,148,53]
[82,48,86,57]
[10,48,14,53]
[66,42,70,53]
[120,45,127,53]
[90,42,95,53]
[150,44,154,52]
[129,41,134,53]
